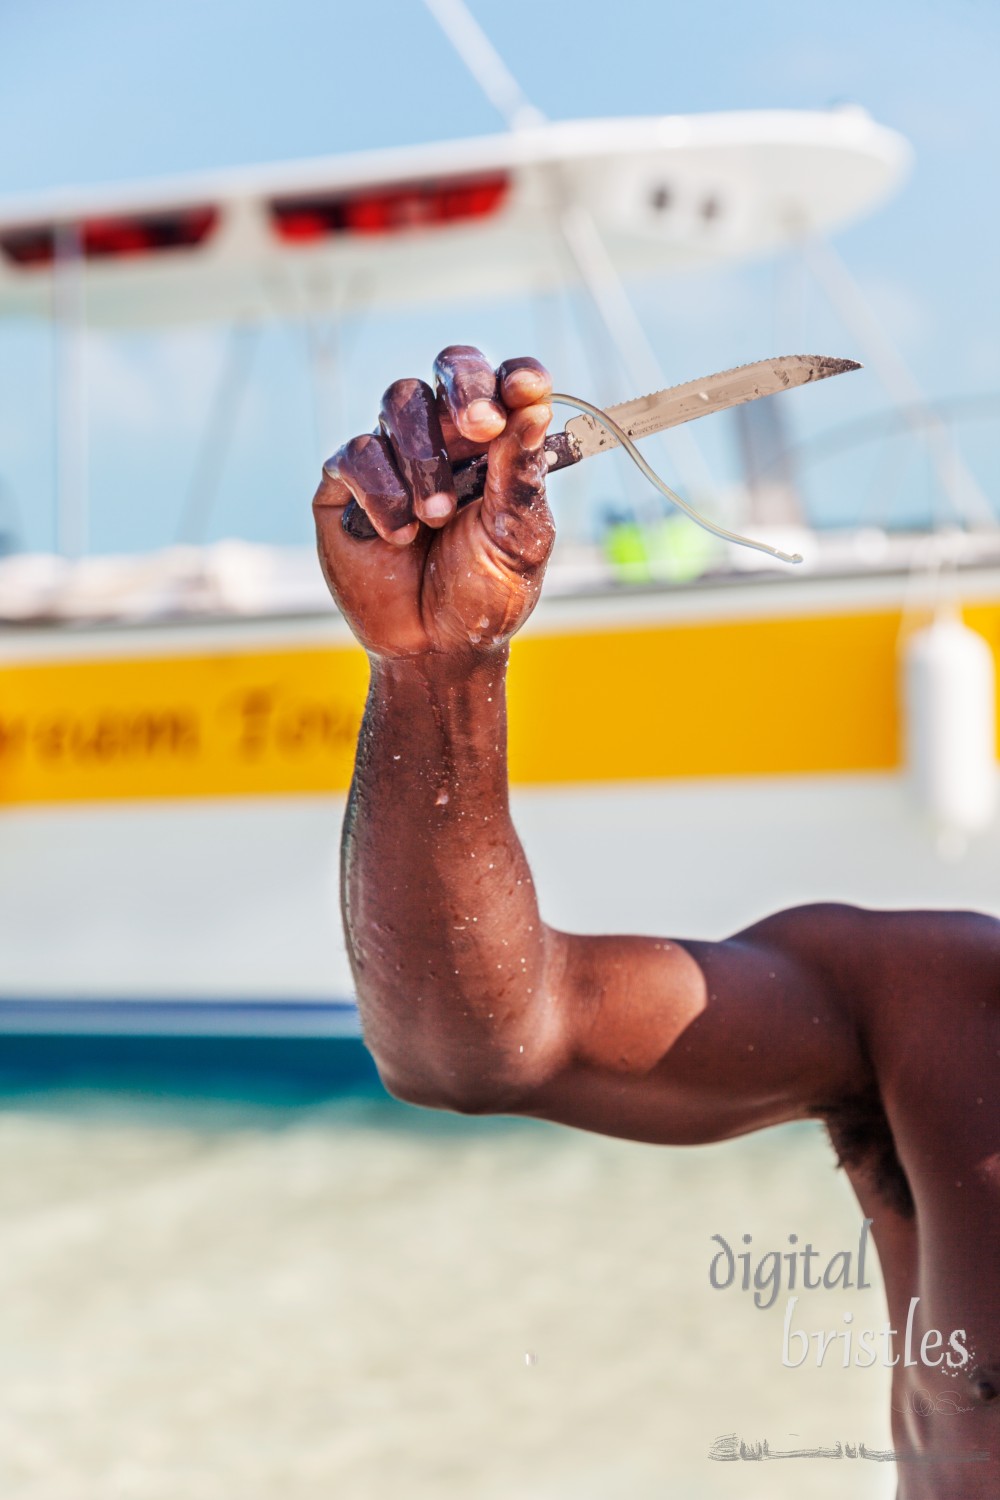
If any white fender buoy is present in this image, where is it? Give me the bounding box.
[902,613,997,847]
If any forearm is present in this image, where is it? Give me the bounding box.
[341,648,567,1109]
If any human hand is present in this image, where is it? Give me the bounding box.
[313,344,554,660]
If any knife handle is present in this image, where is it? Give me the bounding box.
[339,431,580,540]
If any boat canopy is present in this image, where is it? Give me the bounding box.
[0,110,909,328]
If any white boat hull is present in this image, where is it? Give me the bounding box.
[1,773,997,1035]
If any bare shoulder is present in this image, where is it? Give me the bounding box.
[736,900,1000,1004]
[857,905,1000,1049]
[879,904,1000,967]
[749,903,1000,1083]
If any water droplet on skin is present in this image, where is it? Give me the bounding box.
[392,754,401,761]
[468,633,481,645]
[477,615,490,630]
[435,788,449,806]
[519,1045,524,1053]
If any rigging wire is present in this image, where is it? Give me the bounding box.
[551,392,803,564]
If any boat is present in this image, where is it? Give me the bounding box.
[1,108,996,1042]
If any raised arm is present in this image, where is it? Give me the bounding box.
[314,345,870,1143]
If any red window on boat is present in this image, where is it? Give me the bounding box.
[0,207,218,267]
[269,173,510,243]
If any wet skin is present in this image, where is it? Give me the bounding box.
[314,344,1000,1497]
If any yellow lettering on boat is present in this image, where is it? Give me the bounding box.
[0,647,369,804]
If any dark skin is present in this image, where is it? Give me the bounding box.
[314,344,1000,1497]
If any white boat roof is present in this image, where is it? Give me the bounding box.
[0,110,909,328]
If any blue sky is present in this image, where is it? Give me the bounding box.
[0,0,997,554]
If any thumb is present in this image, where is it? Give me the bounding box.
[479,402,555,571]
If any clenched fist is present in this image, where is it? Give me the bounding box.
[313,345,554,660]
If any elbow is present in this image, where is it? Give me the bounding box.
[365,960,573,1116]
[375,1057,533,1117]
[372,1039,558,1117]
[381,1078,510,1116]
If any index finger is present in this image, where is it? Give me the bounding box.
[433,344,506,446]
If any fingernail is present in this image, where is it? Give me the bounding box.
[505,368,546,399]
[466,399,505,433]
[389,521,420,547]
[420,494,454,522]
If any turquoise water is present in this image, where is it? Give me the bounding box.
[0,1035,380,1104]
[0,1053,896,1500]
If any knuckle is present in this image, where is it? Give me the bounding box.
[381,380,439,447]
[343,433,373,467]
[322,439,350,477]
[488,506,555,572]
[520,533,554,569]
[382,376,424,409]
[509,445,548,490]
[433,345,495,403]
[436,343,482,365]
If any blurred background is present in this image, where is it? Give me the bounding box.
[0,1,998,1495]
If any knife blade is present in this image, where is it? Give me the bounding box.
[562,354,862,460]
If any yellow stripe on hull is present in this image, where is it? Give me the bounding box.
[509,607,906,781]
[1,601,998,805]
[0,647,369,805]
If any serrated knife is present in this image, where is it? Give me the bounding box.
[340,354,861,540]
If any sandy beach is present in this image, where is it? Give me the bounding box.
[0,1089,898,1499]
